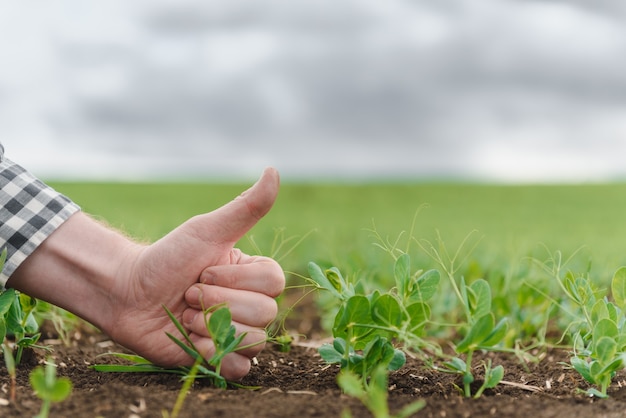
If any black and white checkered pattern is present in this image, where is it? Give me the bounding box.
[0,145,80,287]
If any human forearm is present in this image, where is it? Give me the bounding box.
[6,212,144,336]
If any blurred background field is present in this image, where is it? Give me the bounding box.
[50,180,626,286]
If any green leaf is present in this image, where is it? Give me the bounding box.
[208,307,233,347]
[166,333,203,363]
[396,399,426,418]
[606,302,619,325]
[163,305,198,353]
[333,295,372,347]
[591,300,610,324]
[92,363,185,374]
[23,312,39,334]
[17,333,40,348]
[346,353,365,375]
[0,288,16,316]
[361,337,394,376]
[371,294,402,329]
[612,266,626,309]
[571,357,594,384]
[394,253,411,300]
[19,292,37,316]
[6,298,24,336]
[484,365,504,389]
[575,276,596,309]
[443,357,467,374]
[480,317,508,348]
[213,332,246,365]
[598,356,624,378]
[468,279,491,320]
[456,313,495,353]
[593,318,618,353]
[337,370,366,398]
[589,361,604,382]
[325,267,346,294]
[595,336,618,365]
[308,262,343,300]
[29,364,73,403]
[409,269,440,303]
[333,337,348,354]
[95,352,152,364]
[388,349,406,371]
[405,302,430,335]
[319,343,343,364]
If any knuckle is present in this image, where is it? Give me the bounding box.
[202,287,225,307]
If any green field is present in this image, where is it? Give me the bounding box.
[24,180,626,399]
[48,180,626,284]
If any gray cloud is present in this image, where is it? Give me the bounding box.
[2,0,626,180]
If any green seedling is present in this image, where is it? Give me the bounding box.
[2,343,16,402]
[566,267,626,397]
[537,251,626,397]
[442,355,504,399]
[320,336,406,387]
[2,247,44,373]
[273,333,293,353]
[419,234,508,397]
[94,304,250,390]
[0,287,41,365]
[338,366,425,418]
[311,254,435,415]
[29,358,73,418]
[440,279,507,397]
[570,330,625,398]
[309,255,440,352]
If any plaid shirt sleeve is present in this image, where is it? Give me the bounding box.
[0,144,81,287]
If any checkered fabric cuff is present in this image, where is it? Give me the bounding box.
[0,156,80,287]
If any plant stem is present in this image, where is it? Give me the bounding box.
[464,351,474,398]
[170,359,201,418]
[36,400,51,418]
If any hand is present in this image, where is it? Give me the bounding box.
[108,167,284,379]
[8,168,284,380]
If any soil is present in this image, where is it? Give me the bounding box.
[3,302,626,418]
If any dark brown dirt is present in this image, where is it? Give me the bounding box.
[3,315,626,417]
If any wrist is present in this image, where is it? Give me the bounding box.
[7,212,145,334]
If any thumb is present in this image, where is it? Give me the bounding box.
[202,167,280,244]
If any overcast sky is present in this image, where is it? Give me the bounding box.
[1,1,626,182]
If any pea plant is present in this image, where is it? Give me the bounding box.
[1,249,42,363]
[418,232,508,398]
[537,251,626,398]
[309,253,437,417]
[338,365,425,418]
[29,358,73,418]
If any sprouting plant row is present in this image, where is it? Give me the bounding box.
[307,227,626,415]
[533,250,626,398]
